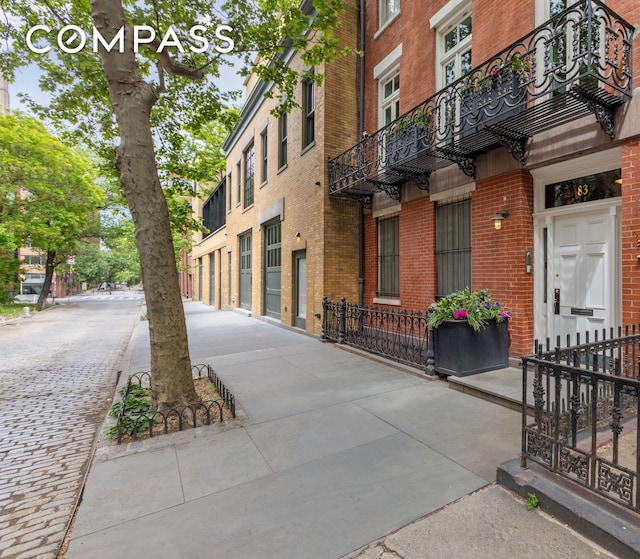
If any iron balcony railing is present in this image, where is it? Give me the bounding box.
[329,0,634,204]
[322,298,435,373]
[522,327,640,513]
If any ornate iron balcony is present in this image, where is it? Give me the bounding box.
[329,0,634,204]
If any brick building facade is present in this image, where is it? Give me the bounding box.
[190,0,361,335]
[329,0,640,358]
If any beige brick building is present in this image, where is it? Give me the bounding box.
[190,0,361,336]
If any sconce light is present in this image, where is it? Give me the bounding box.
[315,181,321,186]
[295,232,301,242]
[491,209,509,231]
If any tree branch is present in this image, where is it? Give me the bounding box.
[41,0,72,27]
[151,38,204,81]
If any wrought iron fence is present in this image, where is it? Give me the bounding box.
[114,363,236,443]
[534,325,640,379]
[322,297,434,373]
[522,328,640,512]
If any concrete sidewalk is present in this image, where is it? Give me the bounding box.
[66,302,619,559]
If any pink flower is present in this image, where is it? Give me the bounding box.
[501,312,511,319]
[453,309,469,320]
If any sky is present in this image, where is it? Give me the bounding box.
[7,60,246,113]
[9,66,50,111]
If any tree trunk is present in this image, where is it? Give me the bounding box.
[36,249,55,311]
[90,0,197,408]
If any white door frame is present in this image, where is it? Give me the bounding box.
[531,148,622,346]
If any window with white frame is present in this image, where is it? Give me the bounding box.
[379,72,400,129]
[380,0,400,27]
[439,12,472,89]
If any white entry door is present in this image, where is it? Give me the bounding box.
[551,207,617,344]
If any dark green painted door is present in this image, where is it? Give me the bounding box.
[239,233,252,310]
[264,222,281,318]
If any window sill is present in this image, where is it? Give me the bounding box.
[277,164,288,175]
[300,140,316,156]
[374,11,401,39]
[259,180,268,189]
[242,203,255,214]
[373,297,401,306]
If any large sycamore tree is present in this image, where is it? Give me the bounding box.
[0,0,349,407]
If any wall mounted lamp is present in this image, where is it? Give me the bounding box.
[295,232,301,241]
[491,209,509,231]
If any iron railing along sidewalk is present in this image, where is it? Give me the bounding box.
[523,327,640,513]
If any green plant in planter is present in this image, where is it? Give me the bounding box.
[490,52,531,81]
[390,114,413,137]
[428,288,511,331]
[391,109,433,137]
[411,108,432,130]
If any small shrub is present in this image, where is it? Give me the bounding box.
[106,384,152,439]
[526,492,539,510]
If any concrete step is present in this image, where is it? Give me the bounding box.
[446,366,536,414]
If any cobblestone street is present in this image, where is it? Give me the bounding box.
[0,295,143,559]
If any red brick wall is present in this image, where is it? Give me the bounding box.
[472,170,534,356]
[363,212,378,304]
[398,198,436,309]
[622,139,640,326]
[472,1,534,65]
[362,197,436,310]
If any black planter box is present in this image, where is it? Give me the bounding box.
[460,70,527,138]
[386,125,429,168]
[433,319,509,377]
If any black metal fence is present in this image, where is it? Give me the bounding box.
[114,363,236,443]
[322,297,434,373]
[523,327,640,512]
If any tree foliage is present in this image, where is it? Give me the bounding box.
[0,113,103,307]
[74,216,141,286]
